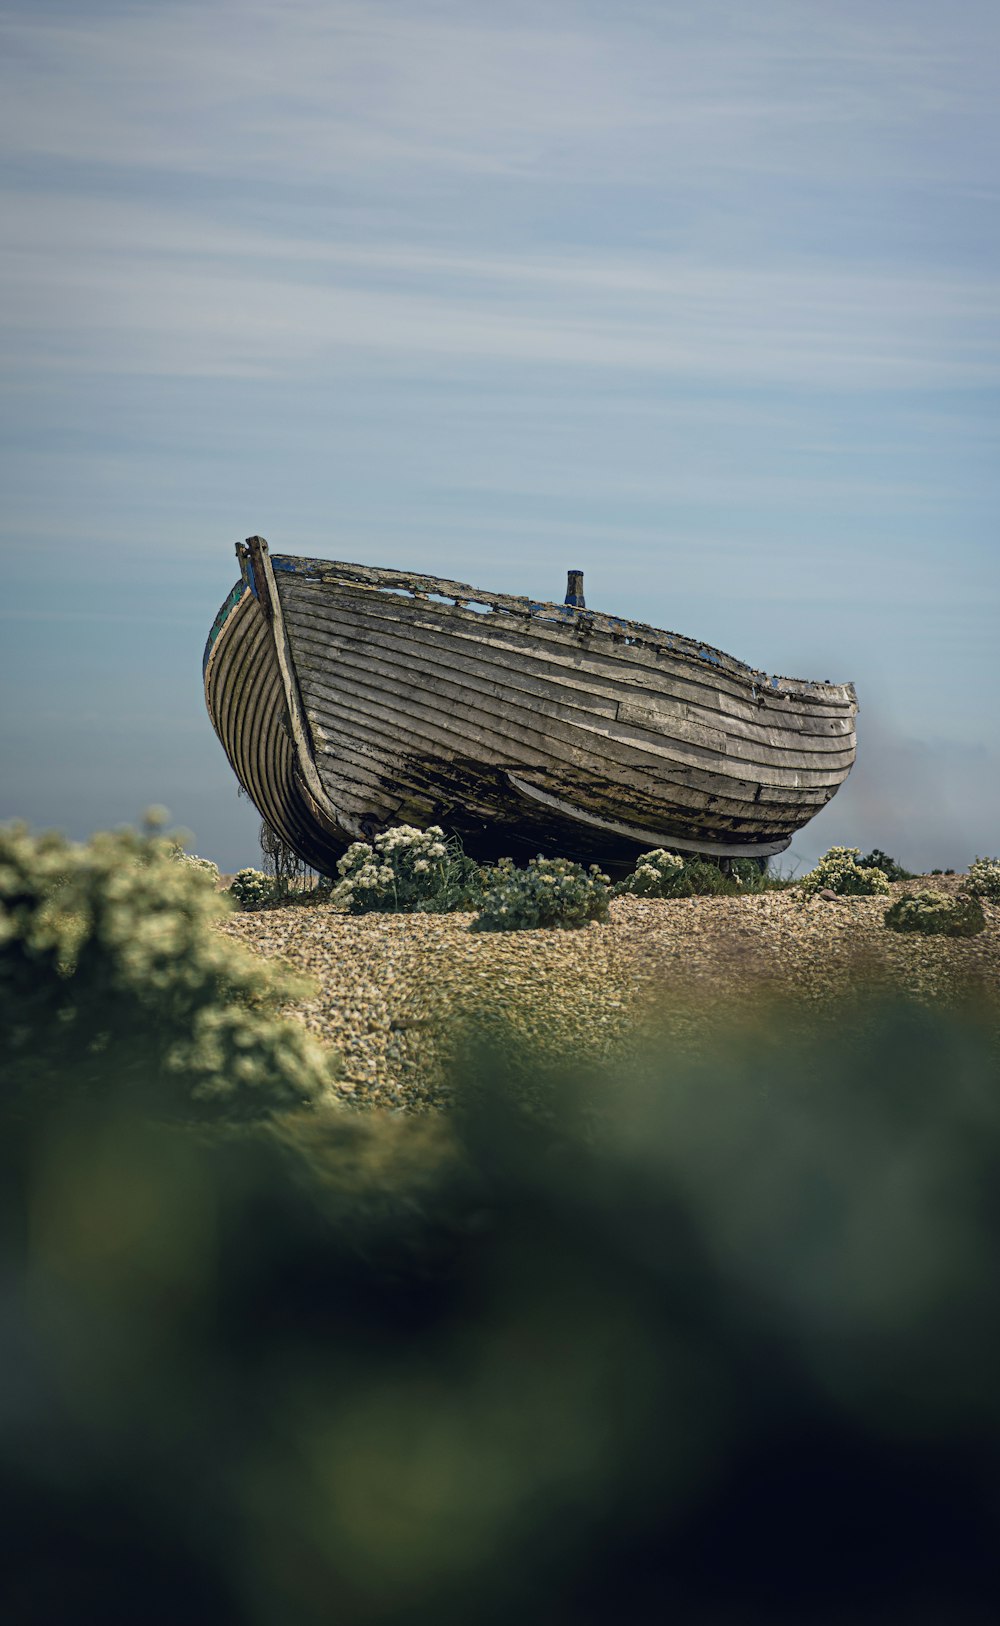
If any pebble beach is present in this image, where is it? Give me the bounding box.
[219,879,1000,1111]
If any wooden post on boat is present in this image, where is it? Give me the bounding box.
[565,570,585,608]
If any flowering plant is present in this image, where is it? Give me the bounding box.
[612,849,686,898]
[472,855,610,932]
[331,826,482,915]
[884,889,985,937]
[230,868,277,909]
[965,856,1000,902]
[0,819,332,1119]
[172,849,221,887]
[613,850,770,898]
[800,846,891,898]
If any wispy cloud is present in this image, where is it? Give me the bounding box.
[3,1,997,189]
[3,195,999,389]
[1,0,998,865]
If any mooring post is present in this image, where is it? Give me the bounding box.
[565,570,585,608]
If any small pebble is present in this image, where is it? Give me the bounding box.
[219,881,1000,1111]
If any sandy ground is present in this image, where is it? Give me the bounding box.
[218,878,1000,1110]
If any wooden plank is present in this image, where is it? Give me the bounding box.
[273,550,856,705]
[287,601,855,783]
[616,697,728,752]
[506,776,792,858]
[290,616,851,792]
[204,590,346,871]
[281,576,857,740]
[299,661,829,834]
[281,567,858,710]
[284,588,855,761]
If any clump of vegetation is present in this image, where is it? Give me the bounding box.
[230,867,278,909]
[473,855,610,931]
[332,825,483,915]
[859,847,913,882]
[612,850,776,900]
[884,889,986,938]
[0,818,335,1120]
[800,845,891,897]
[966,856,1000,902]
[259,819,315,899]
[172,847,221,886]
[612,848,687,898]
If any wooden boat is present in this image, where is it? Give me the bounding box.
[204,535,857,875]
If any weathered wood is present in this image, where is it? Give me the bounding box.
[203,540,858,869]
[274,551,855,705]
[285,578,856,738]
[289,615,852,789]
[284,591,855,769]
[565,570,585,608]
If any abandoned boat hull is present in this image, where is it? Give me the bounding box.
[204,537,857,874]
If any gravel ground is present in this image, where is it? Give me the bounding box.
[219,880,1000,1110]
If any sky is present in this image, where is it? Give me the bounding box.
[2,0,998,875]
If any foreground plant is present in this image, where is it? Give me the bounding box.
[800,845,891,898]
[332,825,483,914]
[884,889,986,938]
[172,847,222,886]
[473,855,610,931]
[4,996,1000,1620]
[0,818,335,1120]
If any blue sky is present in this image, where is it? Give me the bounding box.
[2,0,998,873]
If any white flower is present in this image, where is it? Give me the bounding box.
[413,859,430,873]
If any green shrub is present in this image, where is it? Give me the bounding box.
[801,846,891,898]
[331,825,483,915]
[884,889,986,938]
[472,856,610,932]
[0,820,335,1120]
[966,856,1000,902]
[859,847,912,882]
[612,848,687,898]
[230,867,277,908]
[681,858,734,896]
[613,851,772,900]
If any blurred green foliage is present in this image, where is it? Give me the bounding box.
[0,819,336,1120]
[884,888,986,937]
[1,992,1000,1621]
